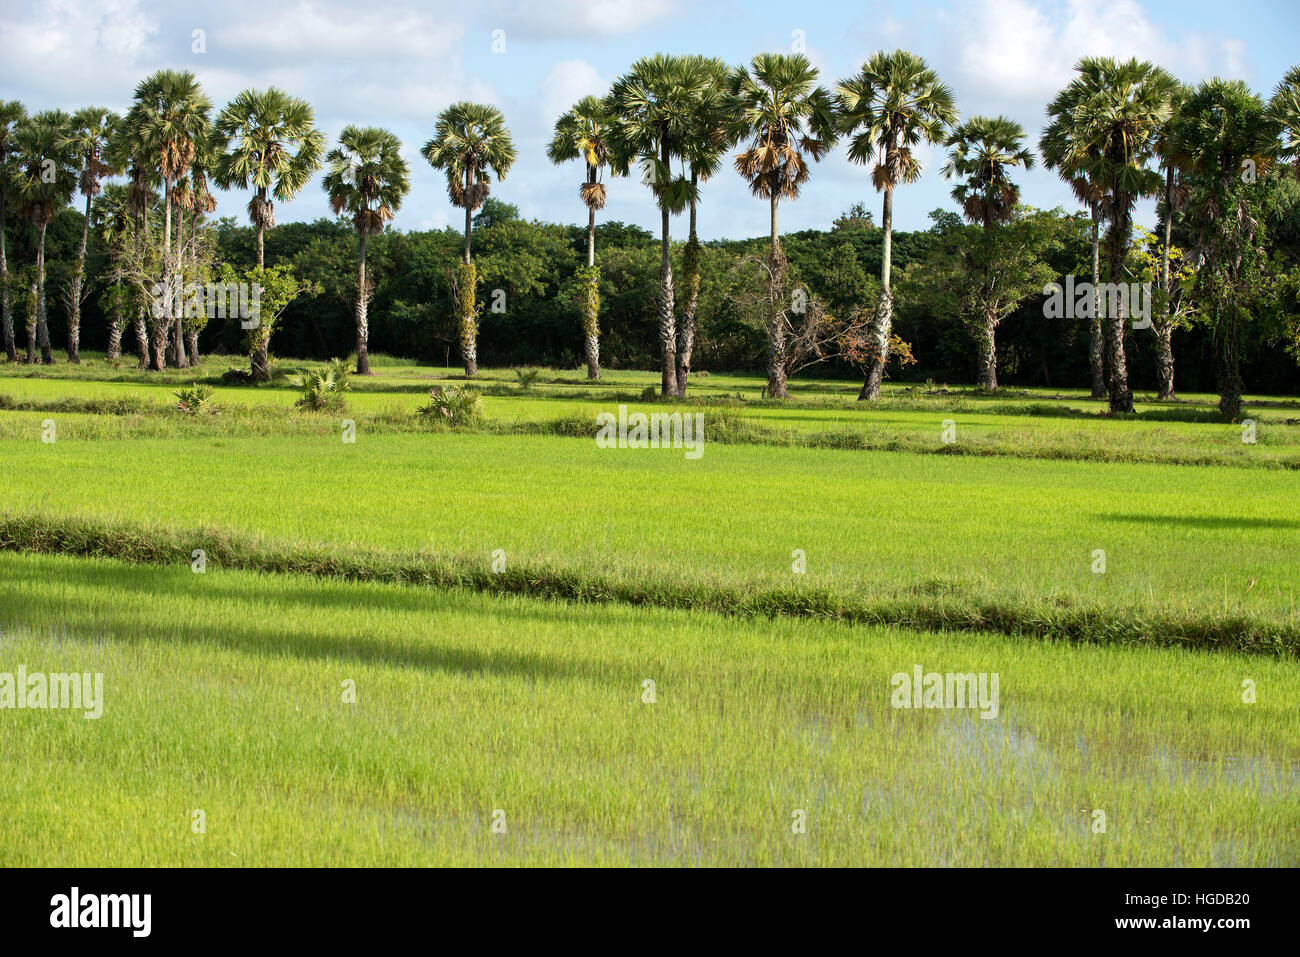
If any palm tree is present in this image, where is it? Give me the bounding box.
[175,141,219,367]
[1270,65,1300,178]
[1168,79,1277,420]
[1148,83,1191,399]
[212,87,325,270]
[125,70,212,370]
[1041,115,1110,400]
[674,55,733,396]
[105,119,158,367]
[547,95,624,380]
[59,107,118,364]
[1041,57,1177,413]
[607,54,711,396]
[422,102,516,377]
[942,115,1034,391]
[838,50,957,400]
[322,126,410,376]
[729,52,837,399]
[11,110,77,364]
[0,100,26,362]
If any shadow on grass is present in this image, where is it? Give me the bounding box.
[1097,512,1300,531]
[0,559,620,684]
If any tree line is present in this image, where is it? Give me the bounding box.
[1,52,1298,415]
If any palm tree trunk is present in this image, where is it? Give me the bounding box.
[26,279,37,362]
[766,191,788,400]
[172,210,188,368]
[355,234,371,375]
[658,142,676,398]
[186,328,199,367]
[35,221,53,364]
[0,192,14,362]
[460,169,478,377]
[1156,167,1176,401]
[151,185,172,371]
[859,182,893,400]
[256,207,265,270]
[132,309,148,367]
[68,192,91,363]
[1216,303,1243,420]
[106,282,123,361]
[1155,325,1175,400]
[463,187,472,266]
[978,307,998,392]
[676,170,701,397]
[658,204,676,397]
[1088,204,1106,399]
[1104,206,1134,414]
[583,205,599,380]
[132,206,149,367]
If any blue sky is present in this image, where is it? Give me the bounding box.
[2,0,1297,240]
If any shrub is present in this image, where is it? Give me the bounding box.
[417,385,482,427]
[293,359,351,412]
[515,368,541,391]
[174,384,216,415]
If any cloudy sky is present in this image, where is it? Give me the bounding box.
[2,0,1296,239]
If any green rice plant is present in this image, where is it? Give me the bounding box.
[0,551,1297,866]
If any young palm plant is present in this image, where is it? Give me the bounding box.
[547,95,624,380]
[837,50,957,401]
[1041,57,1178,414]
[0,100,26,362]
[58,106,119,363]
[124,70,212,371]
[11,110,78,364]
[211,87,325,270]
[607,54,711,397]
[422,102,516,378]
[322,125,410,376]
[942,115,1035,391]
[729,52,838,399]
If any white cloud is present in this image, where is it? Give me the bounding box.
[945,0,1255,105]
[537,59,606,130]
[481,0,680,39]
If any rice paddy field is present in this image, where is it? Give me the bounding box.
[2,354,1298,866]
